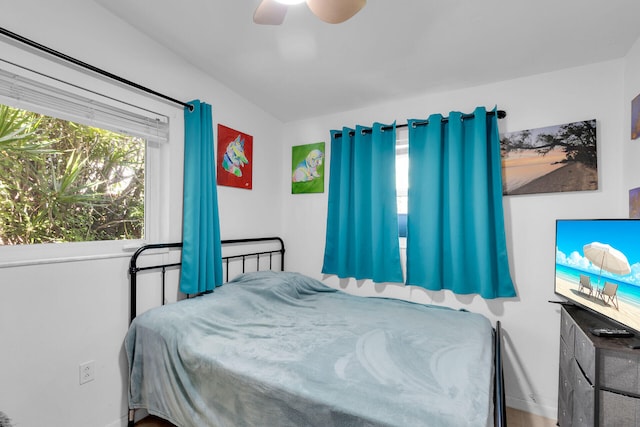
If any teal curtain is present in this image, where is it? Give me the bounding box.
[322,123,403,283]
[405,107,515,298]
[180,100,223,294]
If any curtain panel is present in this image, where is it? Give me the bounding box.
[405,107,515,298]
[322,123,403,283]
[180,100,223,294]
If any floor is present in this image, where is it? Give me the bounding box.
[506,408,557,427]
[135,416,174,427]
[135,408,557,427]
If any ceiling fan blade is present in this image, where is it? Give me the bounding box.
[253,0,288,25]
[306,0,366,24]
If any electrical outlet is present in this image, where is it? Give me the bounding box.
[79,360,95,385]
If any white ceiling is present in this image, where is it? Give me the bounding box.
[95,0,640,123]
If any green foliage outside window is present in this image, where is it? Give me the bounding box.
[0,104,145,245]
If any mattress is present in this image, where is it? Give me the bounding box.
[125,271,493,427]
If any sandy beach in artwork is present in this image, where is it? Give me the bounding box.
[556,276,640,331]
[505,162,598,195]
[502,147,566,193]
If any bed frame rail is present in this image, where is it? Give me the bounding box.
[128,237,285,324]
[494,320,507,427]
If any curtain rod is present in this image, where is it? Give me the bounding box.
[0,26,194,112]
[335,109,506,138]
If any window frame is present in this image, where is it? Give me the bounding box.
[0,58,174,267]
[396,127,408,242]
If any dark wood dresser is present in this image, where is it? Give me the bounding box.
[559,305,640,426]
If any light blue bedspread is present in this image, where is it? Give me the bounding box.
[126,272,493,427]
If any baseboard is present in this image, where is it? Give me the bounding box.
[506,395,557,421]
[105,416,126,427]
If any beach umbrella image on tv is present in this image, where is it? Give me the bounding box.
[583,242,631,284]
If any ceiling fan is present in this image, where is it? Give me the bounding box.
[253,0,366,25]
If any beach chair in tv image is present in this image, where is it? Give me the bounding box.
[597,282,619,310]
[578,274,594,296]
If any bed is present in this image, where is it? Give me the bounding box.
[126,237,506,427]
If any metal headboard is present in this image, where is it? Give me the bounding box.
[128,237,285,323]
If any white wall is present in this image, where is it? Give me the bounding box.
[281,59,627,419]
[1,1,637,425]
[0,1,284,426]
[624,37,640,198]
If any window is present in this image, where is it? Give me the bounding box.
[0,104,145,245]
[0,65,170,264]
[396,128,408,238]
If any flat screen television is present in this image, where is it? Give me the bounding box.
[555,219,640,333]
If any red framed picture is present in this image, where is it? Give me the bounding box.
[217,124,253,190]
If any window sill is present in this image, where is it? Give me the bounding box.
[0,240,149,269]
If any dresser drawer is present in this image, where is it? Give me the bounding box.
[558,368,573,426]
[560,334,574,379]
[558,393,573,426]
[573,359,594,427]
[559,363,574,398]
[599,348,640,395]
[600,390,640,426]
[575,326,596,383]
[561,308,576,353]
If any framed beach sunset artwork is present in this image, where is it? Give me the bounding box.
[216,124,253,190]
[632,93,640,140]
[630,187,640,219]
[500,119,597,196]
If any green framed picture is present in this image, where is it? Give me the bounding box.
[291,142,325,194]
